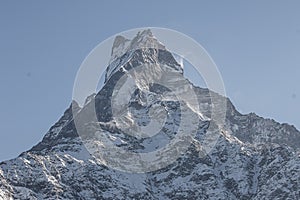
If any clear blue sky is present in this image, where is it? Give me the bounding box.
[0,1,299,162]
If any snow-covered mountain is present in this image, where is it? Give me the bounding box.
[0,30,299,200]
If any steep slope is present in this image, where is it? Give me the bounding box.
[0,30,299,200]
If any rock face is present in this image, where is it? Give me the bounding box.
[0,30,300,200]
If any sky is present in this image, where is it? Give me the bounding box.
[0,0,299,162]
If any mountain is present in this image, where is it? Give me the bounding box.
[0,29,299,200]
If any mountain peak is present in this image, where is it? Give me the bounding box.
[110,29,166,63]
[105,29,180,82]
